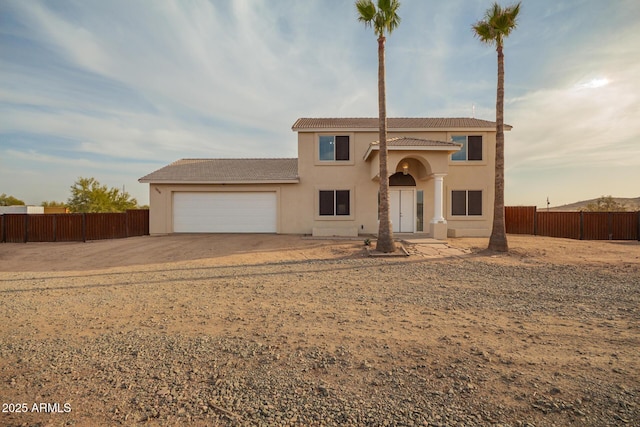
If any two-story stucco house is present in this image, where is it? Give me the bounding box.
[139,117,510,239]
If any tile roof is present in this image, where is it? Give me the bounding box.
[380,137,460,147]
[292,117,511,130]
[139,158,299,183]
[363,137,461,160]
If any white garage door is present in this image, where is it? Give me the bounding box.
[173,192,277,233]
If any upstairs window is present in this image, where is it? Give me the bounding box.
[451,135,482,161]
[319,190,350,216]
[451,190,482,216]
[319,136,350,161]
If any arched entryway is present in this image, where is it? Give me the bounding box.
[364,142,455,238]
[389,172,416,233]
[389,172,416,186]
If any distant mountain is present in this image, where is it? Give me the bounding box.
[547,196,640,211]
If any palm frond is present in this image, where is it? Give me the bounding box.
[472,21,496,45]
[357,0,400,37]
[356,0,376,27]
[472,1,521,46]
[382,0,401,34]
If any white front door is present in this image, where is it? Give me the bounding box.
[390,189,415,233]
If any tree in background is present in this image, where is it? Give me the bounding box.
[356,0,401,253]
[473,2,521,253]
[41,200,67,208]
[67,177,138,213]
[585,196,627,212]
[0,193,25,206]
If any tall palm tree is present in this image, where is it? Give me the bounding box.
[473,2,521,253]
[356,0,401,253]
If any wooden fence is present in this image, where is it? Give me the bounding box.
[505,206,640,240]
[0,210,149,243]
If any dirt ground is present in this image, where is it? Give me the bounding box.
[0,234,638,426]
[1,233,637,273]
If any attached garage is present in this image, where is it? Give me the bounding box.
[173,192,277,233]
[139,158,299,235]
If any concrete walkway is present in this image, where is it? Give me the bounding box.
[362,235,471,258]
[399,237,471,258]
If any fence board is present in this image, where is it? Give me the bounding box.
[582,212,609,240]
[536,212,581,239]
[505,206,536,235]
[506,208,639,240]
[0,210,149,243]
[3,214,27,243]
[126,209,150,237]
[26,215,56,242]
[86,213,127,240]
[55,214,84,241]
[611,212,639,240]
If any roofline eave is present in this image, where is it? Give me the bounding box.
[138,179,300,184]
[293,126,512,133]
[363,145,462,161]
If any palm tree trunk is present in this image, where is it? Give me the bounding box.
[376,35,395,253]
[488,43,508,252]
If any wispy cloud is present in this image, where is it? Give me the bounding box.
[506,21,640,173]
[2,1,372,155]
[1,0,638,206]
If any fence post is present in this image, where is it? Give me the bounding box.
[1,215,4,243]
[533,208,538,236]
[637,211,640,241]
[82,213,86,242]
[579,211,584,240]
[53,214,57,242]
[24,214,28,243]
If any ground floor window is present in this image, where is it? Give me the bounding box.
[451,190,482,216]
[319,190,350,216]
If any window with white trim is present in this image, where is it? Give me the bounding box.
[319,136,350,161]
[451,190,482,216]
[319,190,350,216]
[451,135,482,161]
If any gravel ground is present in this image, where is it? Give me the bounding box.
[0,236,638,426]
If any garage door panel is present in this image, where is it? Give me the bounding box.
[173,192,276,233]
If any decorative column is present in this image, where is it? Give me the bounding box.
[430,173,447,239]
[431,174,446,224]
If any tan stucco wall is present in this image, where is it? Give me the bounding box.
[145,128,497,237]
[445,131,495,237]
[292,129,496,237]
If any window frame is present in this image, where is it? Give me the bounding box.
[316,134,354,165]
[416,190,424,232]
[450,135,483,162]
[450,190,483,217]
[317,189,352,219]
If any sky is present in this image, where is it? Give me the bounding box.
[1,0,639,208]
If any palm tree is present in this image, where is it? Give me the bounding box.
[473,2,521,252]
[356,0,401,253]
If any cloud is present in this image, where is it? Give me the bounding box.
[505,16,640,172]
[1,0,374,161]
[1,0,639,207]
[0,0,381,204]
[508,80,638,161]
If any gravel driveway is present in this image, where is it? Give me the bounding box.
[1,235,638,426]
